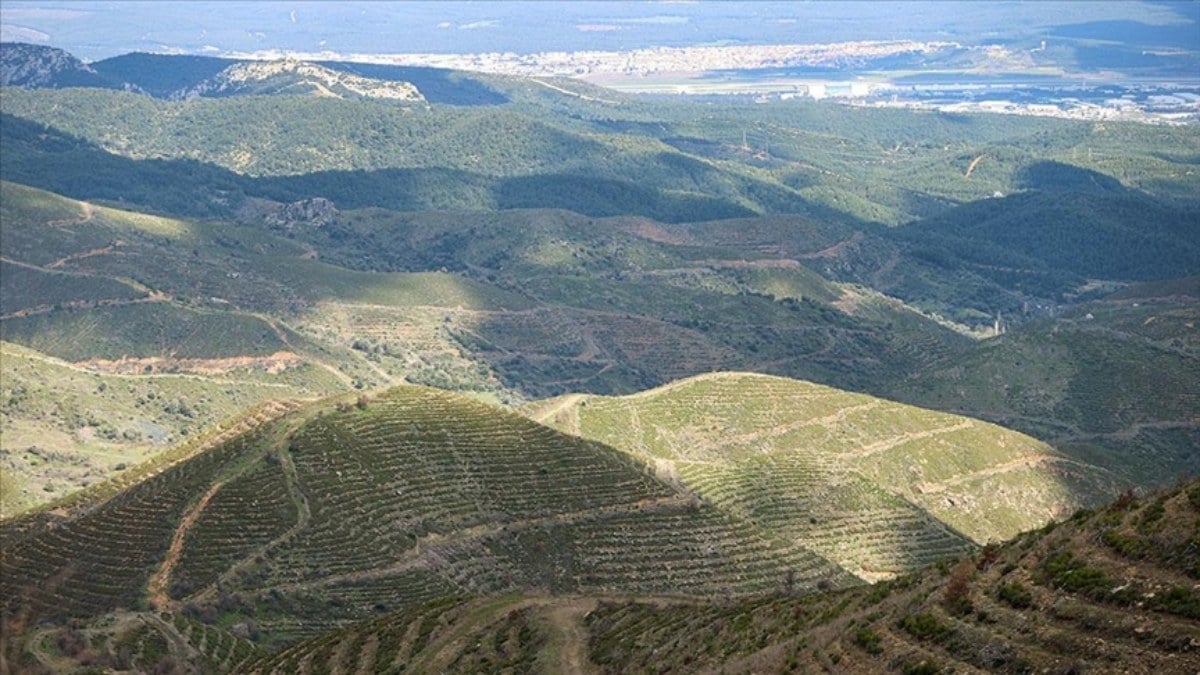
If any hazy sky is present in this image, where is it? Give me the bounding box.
[1,1,1196,61]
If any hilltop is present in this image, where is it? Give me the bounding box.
[527,372,1120,579]
[2,381,855,667]
[0,44,431,104]
[180,60,424,102]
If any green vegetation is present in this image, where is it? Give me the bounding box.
[1,382,848,659]
[0,340,343,517]
[529,372,1118,577]
[243,477,1200,674]
[2,46,1198,674]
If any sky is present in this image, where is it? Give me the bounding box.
[1,1,1196,62]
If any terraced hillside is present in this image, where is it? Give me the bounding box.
[239,477,1200,674]
[1,383,866,669]
[528,372,1120,579]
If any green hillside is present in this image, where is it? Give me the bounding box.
[235,477,1200,674]
[1,383,862,663]
[0,340,339,516]
[0,178,968,405]
[892,293,1200,487]
[4,177,1193,519]
[6,378,1150,672]
[527,372,1120,579]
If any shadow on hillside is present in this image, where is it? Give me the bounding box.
[4,112,1181,513]
[1016,160,1127,194]
[1,113,784,224]
[83,53,510,105]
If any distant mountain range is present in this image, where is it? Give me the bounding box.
[0,43,506,105]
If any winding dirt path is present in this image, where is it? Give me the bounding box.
[965,154,986,178]
[45,201,94,228]
[530,78,619,104]
[527,393,587,430]
[189,413,315,605]
[45,242,119,269]
[259,495,692,595]
[796,230,865,260]
[147,481,227,609]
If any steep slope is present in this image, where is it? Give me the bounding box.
[895,188,1200,290]
[0,42,115,89]
[527,372,1120,579]
[1,384,855,661]
[238,478,1200,674]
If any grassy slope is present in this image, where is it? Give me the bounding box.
[0,340,340,516]
[526,372,1120,580]
[239,478,1200,674]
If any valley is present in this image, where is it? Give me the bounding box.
[0,25,1198,673]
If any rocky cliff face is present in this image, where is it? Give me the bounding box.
[181,59,424,101]
[0,42,110,88]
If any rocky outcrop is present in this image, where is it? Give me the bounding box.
[0,42,112,88]
[180,59,424,101]
[264,197,339,232]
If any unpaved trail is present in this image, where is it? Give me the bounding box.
[45,242,118,270]
[543,599,600,675]
[2,346,300,388]
[916,454,1107,493]
[408,597,542,674]
[189,411,316,605]
[796,231,865,260]
[45,201,94,228]
[838,420,974,459]
[148,481,226,609]
[527,393,587,430]
[531,78,619,104]
[260,495,692,595]
[965,154,986,178]
[717,400,884,447]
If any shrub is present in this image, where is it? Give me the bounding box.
[900,612,953,643]
[997,581,1033,609]
[853,627,883,655]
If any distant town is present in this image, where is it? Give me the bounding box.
[224,38,1200,125]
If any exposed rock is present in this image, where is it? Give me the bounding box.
[264,197,339,232]
[180,59,424,101]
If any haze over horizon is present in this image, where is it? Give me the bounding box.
[2,0,1196,61]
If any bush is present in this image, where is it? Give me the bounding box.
[853,627,883,655]
[997,581,1033,609]
[900,612,953,643]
